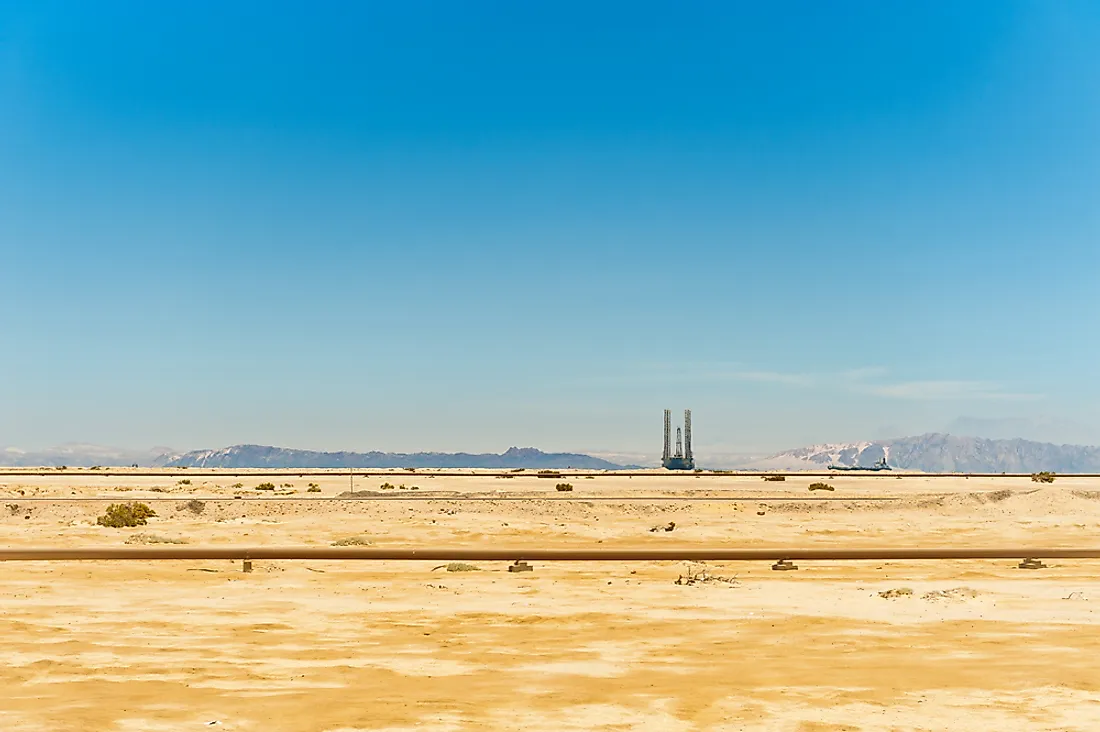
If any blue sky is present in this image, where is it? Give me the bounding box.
[2,1,1099,459]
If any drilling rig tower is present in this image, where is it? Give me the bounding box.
[661,408,695,470]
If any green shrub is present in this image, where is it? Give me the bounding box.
[97,502,157,528]
[256,482,276,491]
[178,479,191,485]
[1031,472,1055,483]
[555,483,573,492]
[307,484,321,493]
[380,482,395,490]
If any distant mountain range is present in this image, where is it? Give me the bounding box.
[6,433,1100,472]
[157,444,629,470]
[744,433,1100,473]
[0,443,171,468]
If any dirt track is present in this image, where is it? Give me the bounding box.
[1,472,1098,730]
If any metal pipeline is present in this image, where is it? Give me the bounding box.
[0,547,1098,561]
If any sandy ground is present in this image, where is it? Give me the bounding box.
[0,470,1098,731]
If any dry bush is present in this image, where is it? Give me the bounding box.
[878,587,914,599]
[676,562,738,586]
[178,479,191,485]
[307,484,321,493]
[1031,472,1056,483]
[762,475,786,482]
[256,482,276,491]
[331,535,372,546]
[178,499,205,515]
[97,502,157,528]
[125,533,189,545]
[380,482,395,490]
[555,483,574,492]
[808,482,835,492]
[444,562,480,572]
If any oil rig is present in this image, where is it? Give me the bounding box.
[661,408,695,470]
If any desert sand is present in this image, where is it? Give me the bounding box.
[0,470,1098,731]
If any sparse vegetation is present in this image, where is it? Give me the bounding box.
[178,479,191,485]
[536,470,562,478]
[762,475,786,482]
[256,482,276,491]
[1032,472,1056,483]
[90,465,102,470]
[307,483,321,493]
[125,533,189,545]
[676,563,738,586]
[444,562,480,572]
[231,483,243,489]
[808,482,835,492]
[331,535,372,546]
[878,587,914,599]
[281,483,294,488]
[555,483,574,492]
[380,482,395,490]
[181,499,205,514]
[97,502,157,528]
[150,487,168,493]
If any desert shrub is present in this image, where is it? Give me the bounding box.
[878,587,914,599]
[808,482,835,492]
[307,484,321,493]
[331,535,372,546]
[445,562,480,572]
[555,483,573,492]
[90,465,101,470]
[182,499,205,514]
[380,482,395,490]
[762,475,786,482]
[282,483,293,488]
[125,533,189,545]
[231,483,244,489]
[1031,472,1055,483]
[256,482,276,491]
[178,479,191,485]
[97,502,157,528]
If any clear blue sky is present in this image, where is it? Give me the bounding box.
[2,1,1099,459]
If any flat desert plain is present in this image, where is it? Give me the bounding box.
[0,470,1098,731]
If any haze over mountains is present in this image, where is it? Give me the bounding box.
[157,445,629,470]
[3,434,1100,472]
[744,433,1100,473]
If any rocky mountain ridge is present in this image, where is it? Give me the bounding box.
[746,433,1100,473]
[157,444,628,470]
